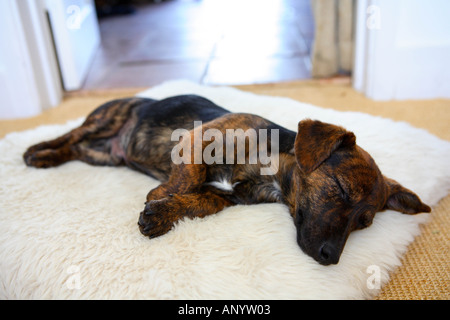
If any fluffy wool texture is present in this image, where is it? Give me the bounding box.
[1,81,449,299]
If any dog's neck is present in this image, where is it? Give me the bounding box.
[274,153,300,217]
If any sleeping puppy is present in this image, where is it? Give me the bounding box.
[23,95,431,265]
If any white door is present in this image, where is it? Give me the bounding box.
[46,0,100,91]
[353,0,450,100]
[0,0,61,119]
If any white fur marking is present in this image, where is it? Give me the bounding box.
[270,181,282,200]
[207,179,234,191]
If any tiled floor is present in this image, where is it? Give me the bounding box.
[82,0,315,90]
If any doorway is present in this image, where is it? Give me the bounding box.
[82,0,315,90]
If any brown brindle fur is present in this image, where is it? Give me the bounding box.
[23,95,431,265]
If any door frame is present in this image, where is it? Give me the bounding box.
[46,0,100,91]
[0,0,62,119]
[18,0,63,109]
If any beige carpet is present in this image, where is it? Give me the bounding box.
[1,78,448,299]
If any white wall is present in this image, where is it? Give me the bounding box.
[0,1,42,119]
[353,0,450,100]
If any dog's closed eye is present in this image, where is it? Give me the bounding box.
[294,208,304,227]
[333,177,350,203]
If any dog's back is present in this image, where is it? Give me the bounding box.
[121,95,231,180]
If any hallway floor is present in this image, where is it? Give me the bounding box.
[82,0,314,90]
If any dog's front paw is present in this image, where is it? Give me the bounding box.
[138,198,177,238]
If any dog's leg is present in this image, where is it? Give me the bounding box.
[138,189,234,238]
[138,162,235,238]
[24,98,144,168]
[23,128,92,168]
[23,137,124,168]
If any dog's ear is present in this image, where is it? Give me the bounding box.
[383,177,431,214]
[294,119,356,174]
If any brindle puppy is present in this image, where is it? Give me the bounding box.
[23,95,430,265]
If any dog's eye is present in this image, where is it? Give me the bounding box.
[334,178,350,203]
[295,208,303,227]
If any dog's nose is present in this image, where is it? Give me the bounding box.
[318,243,340,265]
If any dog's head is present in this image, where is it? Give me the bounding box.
[292,120,431,265]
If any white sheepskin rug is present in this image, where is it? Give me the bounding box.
[1,81,449,299]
